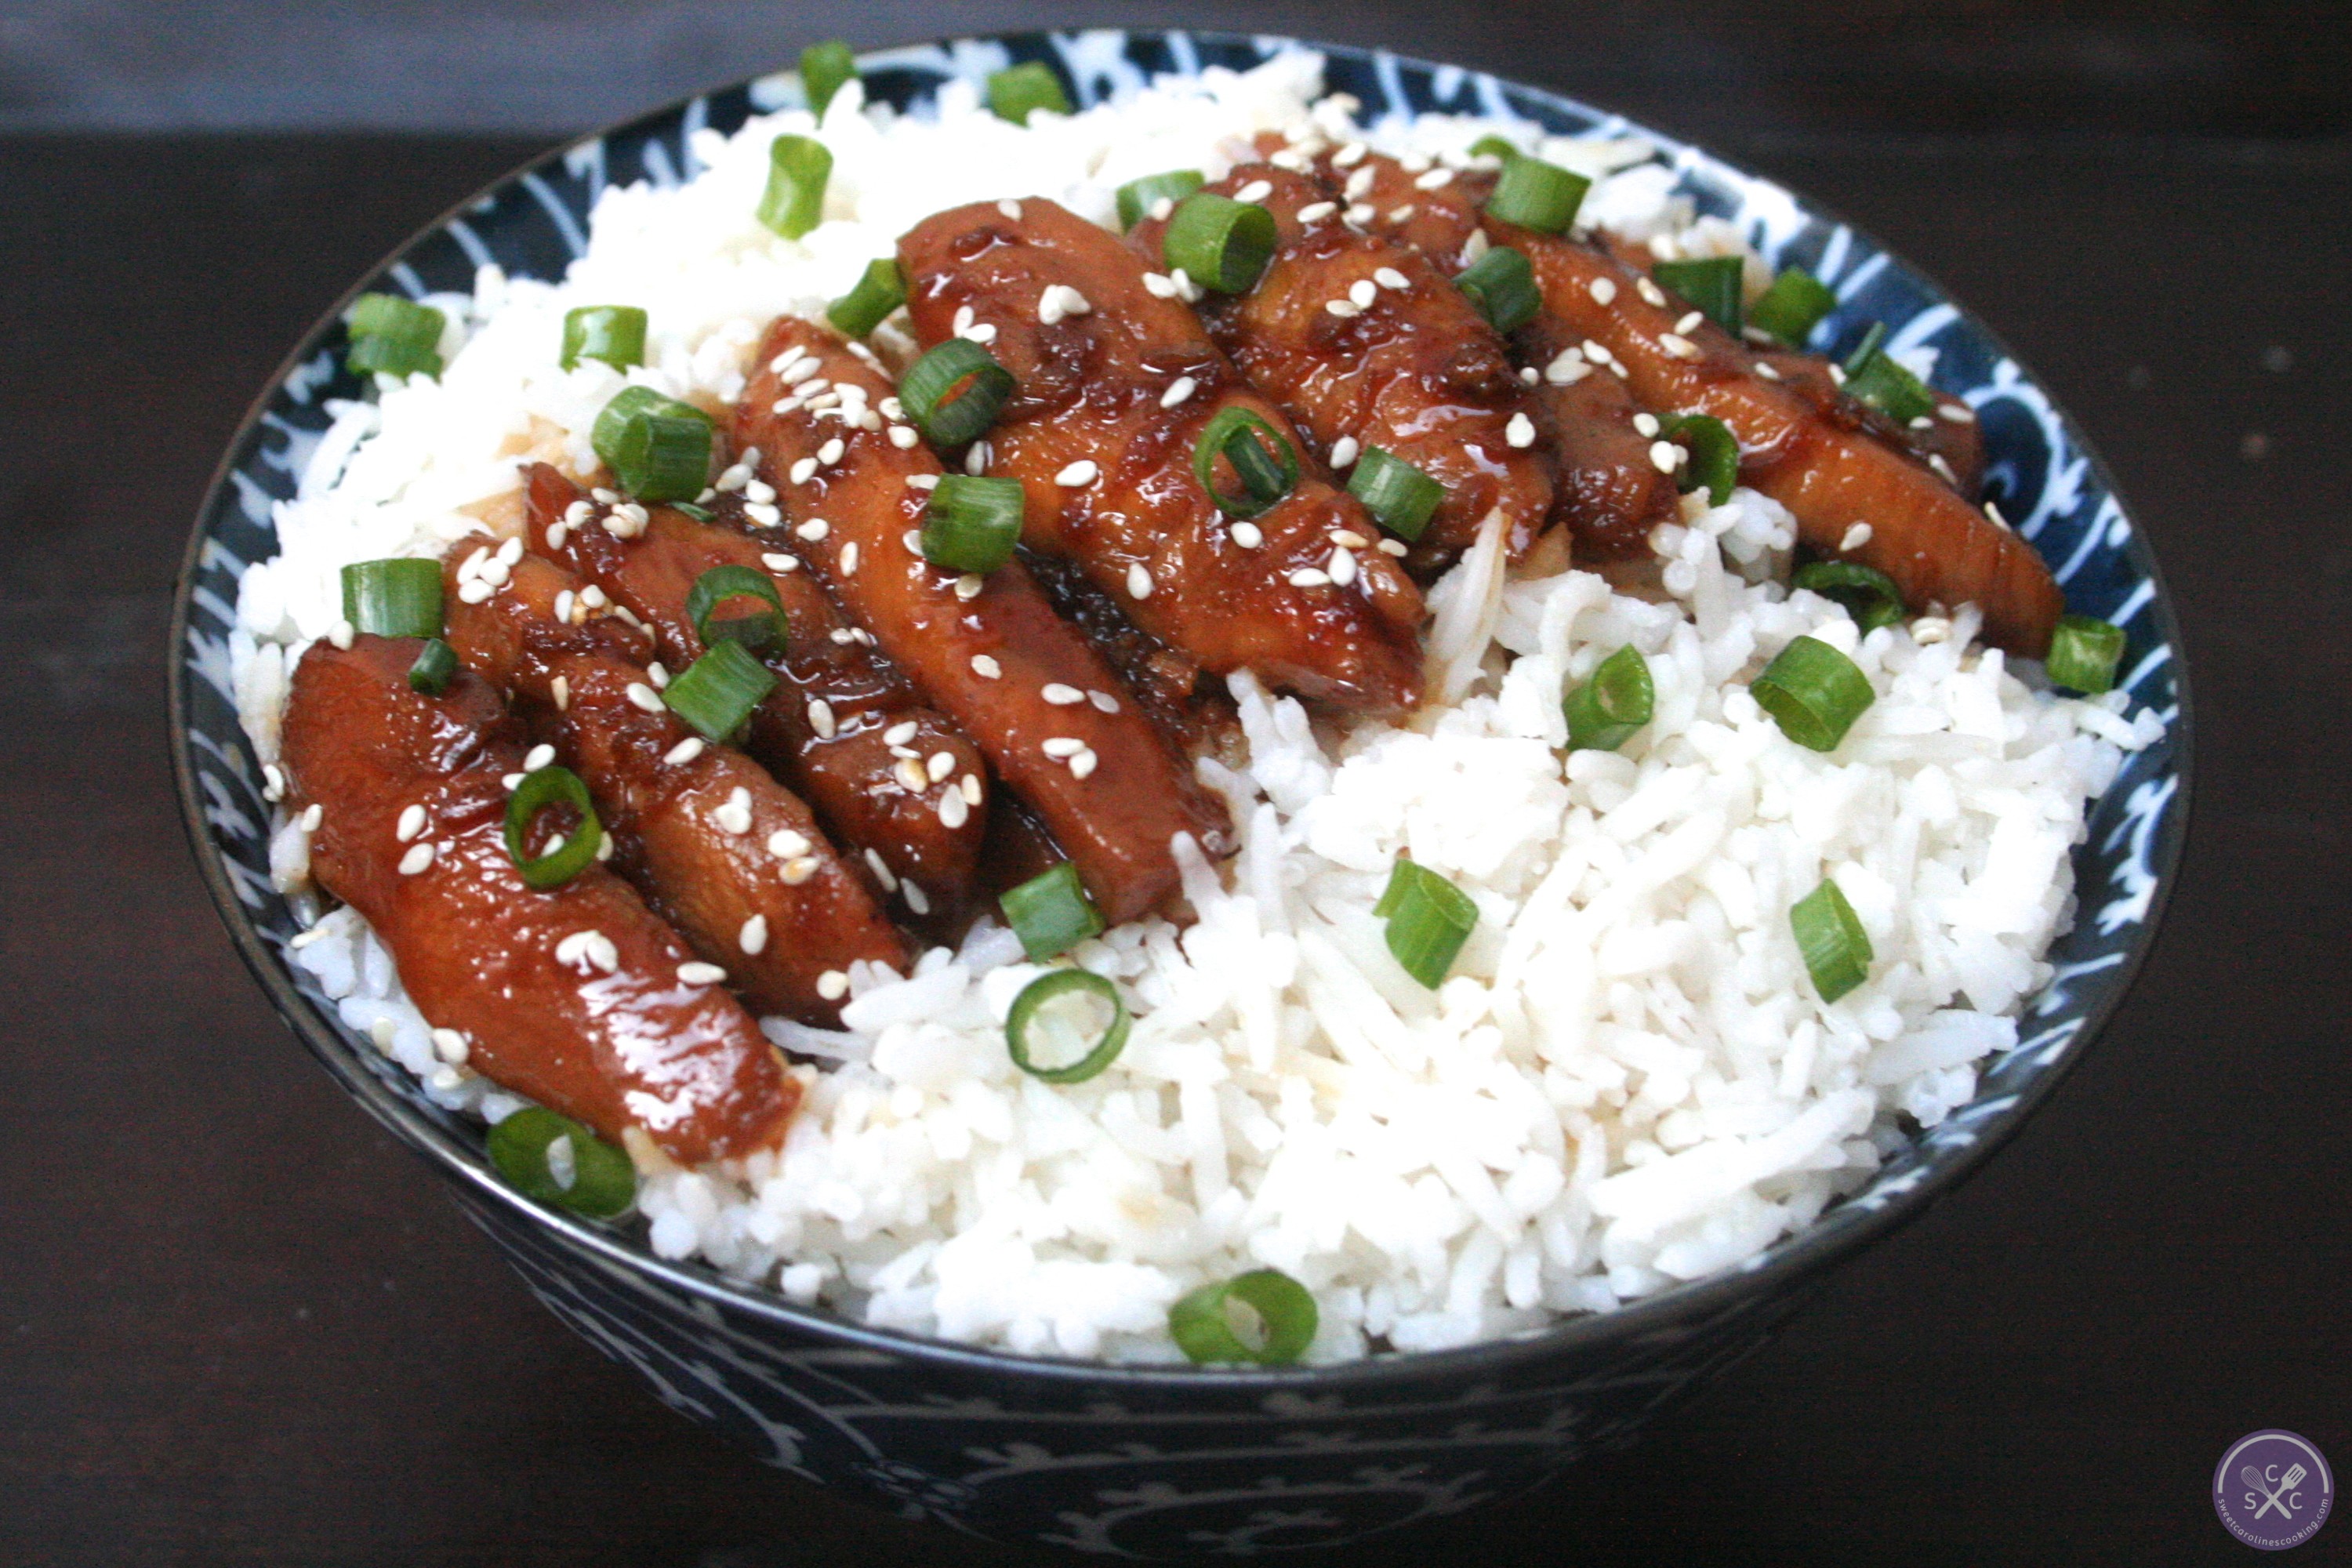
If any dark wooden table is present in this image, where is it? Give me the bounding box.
[4,58,2349,1568]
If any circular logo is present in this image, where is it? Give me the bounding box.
[2216,1430,2334,1550]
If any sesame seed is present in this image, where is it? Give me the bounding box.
[806,699,834,738]
[1348,278,1378,309]
[739,914,769,955]
[261,764,285,803]
[564,499,595,525]
[1231,521,1264,548]
[457,579,493,604]
[1334,140,1367,167]
[1582,339,1613,364]
[1160,376,1197,409]
[817,437,844,465]
[1984,499,2013,532]
[1377,538,1409,557]
[761,552,797,572]
[960,773,983,804]
[1233,179,1274,205]
[895,757,927,792]
[1927,453,1958,484]
[998,199,1023,221]
[1345,203,1377,227]
[396,804,428,842]
[1675,310,1704,336]
[1328,547,1358,586]
[792,376,830,397]
[966,323,998,345]
[1650,441,1681,474]
[829,626,857,646]
[624,683,662,713]
[771,397,804,416]
[431,1028,469,1064]
[1636,278,1668,308]
[646,662,670,687]
[1088,690,1120,713]
[971,654,1001,679]
[1660,333,1700,359]
[1461,229,1490,264]
[579,585,608,609]
[1325,299,1362,319]
[743,501,782,527]
[964,442,990,475]
[888,425,920,449]
[1042,683,1083,706]
[1343,165,1375,200]
[1125,562,1153,600]
[1142,271,1178,299]
[1414,166,1454,191]
[1545,349,1588,386]
[677,962,726,985]
[840,541,860,575]
[789,457,818,485]
[938,789,970,829]
[1330,435,1361,469]
[953,305,974,334]
[1297,201,1338,224]
[863,848,898,891]
[955,574,984,601]
[815,969,848,1000]
[1506,412,1536,448]
[1840,523,1874,551]
[398,842,435,876]
[717,463,753,492]
[665,737,706,766]
[882,720,919,746]
[1289,568,1330,588]
[1755,360,1784,382]
[767,828,811,858]
[1330,528,1369,548]
[796,519,829,541]
[1374,267,1410,291]
[1041,736,1084,759]
[1149,197,1175,222]
[1633,412,1661,437]
[591,488,619,504]
[906,474,940,491]
[1588,277,1618,306]
[553,589,575,624]
[1069,748,1098,779]
[1940,402,1978,424]
[902,882,931,916]
[1520,366,1540,384]
[781,857,818,885]
[1056,459,1098,487]
[1909,415,1935,430]
[550,675,569,711]
[546,523,569,550]
[926,750,956,783]
[901,529,924,555]
[1169,268,1202,302]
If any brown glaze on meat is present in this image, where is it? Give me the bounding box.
[1127,164,1554,575]
[898,198,1425,716]
[1751,351,1986,502]
[520,463,983,919]
[1018,550,1244,770]
[730,316,1232,926]
[278,636,795,1163]
[1513,313,1683,561]
[1494,225,2063,654]
[441,546,909,1023]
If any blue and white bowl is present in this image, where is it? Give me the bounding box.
[170,29,2190,1557]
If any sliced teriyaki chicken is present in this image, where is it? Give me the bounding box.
[898,198,1427,716]
[521,463,985,919]
[731,316,1234,926]
[441,543,908,1023]
[278,635,797,1163]
[1127,162,1555,576]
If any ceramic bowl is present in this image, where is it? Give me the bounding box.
[170,28,2190,1556]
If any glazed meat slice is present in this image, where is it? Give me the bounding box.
[1495,224,2063,654]
[279,636,795,1164]
[1126,163,1554,575]
[898,198,1426,716]
[731,317,1233,925]
[441,543,908,1022]
[521,463,984,918]
[1751,350,1987,502]
[1276,140,1678,564]
[1019,550,1243,769]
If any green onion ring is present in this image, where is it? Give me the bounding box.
[1004,968,1132,1084]
[1162,193,1277,294]
[1000,862,1105,962]
[345,292,445,379]
[1651,256,1744,336]
[1791,877,1874,1004]
[986,61,1072,124]
[1192,406,1298,520]
[1373,858,1479,990]
[1791,561,1907,633]
[1346,446,1446,542]
[1662,412,1739,506]
[503,765,604,890]
[920,475,1026,575]
[2045,614,2127,695]
[407,637,459,695]
[1483,155,1589,234]
[756,134,833,240]
[485,1107,637,1218]
[1168,1269,1319,1366]
[590,386,714,503]
[662,641,777,742]
[800,39,858,117]
[1454,245,1541,334]
[1563,644,1654,753]
[1839,322,1937,426]
[341,557,444,639]
[685,564,788,652]
[559,305,648,372]
[1751,635,1876,752]
[1115,169,1207,231]
[900,339,1015,448]
[825,258,907,339]
[1748,266,1838,347]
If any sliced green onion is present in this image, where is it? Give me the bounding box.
[1169,1269,1318,1366]
[825,258,906,339]
[1791,877,1873,1004]
[920,475,1025,574]
[503,765,604,890]
[2045,614,2126,695]
[1192,407,1299,520]
[1840,322,1936,426]
[1651,256,1744,336]
[1374,859,1478,989]
[686,565,787,652]
[672,502,714,522]
[559,305,647,372]
[407,637,458,695]
[662,641,775,742]
[590,386,714,503]
[1751,635,1875,752]
[899,339,1014,447]
[1563,644,1653,752]
[340,558,443,638]
[1163,193,1277,294]
[1662,412,1738,506]
[1791,561,1907,633]
[1467,134,1524,162]
[1000,862,1105,962]
[1484,155,1589,234]
[1749,266,1837,347]
[486,1107,637,1219]
[1004,968,1131,1083]
[800,38,858,117]
[1347,446,1445,542]
[345,292,445,379]
[756,134,833,240]
[1115,169,1207,231]
[986,61,1070,124]
[1454,245,1540,334]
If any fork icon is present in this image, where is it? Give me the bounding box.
[2241,1463,2309,1520]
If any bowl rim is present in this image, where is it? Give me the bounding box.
[168,24,2194,1392]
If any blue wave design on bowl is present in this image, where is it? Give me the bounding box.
[169,28,2190,1557]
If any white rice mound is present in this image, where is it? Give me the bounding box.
[230,53,2164,1363]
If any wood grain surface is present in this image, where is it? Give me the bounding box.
[1,53,2347,1568]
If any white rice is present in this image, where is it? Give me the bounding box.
[230,53,2163,1363]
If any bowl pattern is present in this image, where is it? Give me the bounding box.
[171,28,2188,1557]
